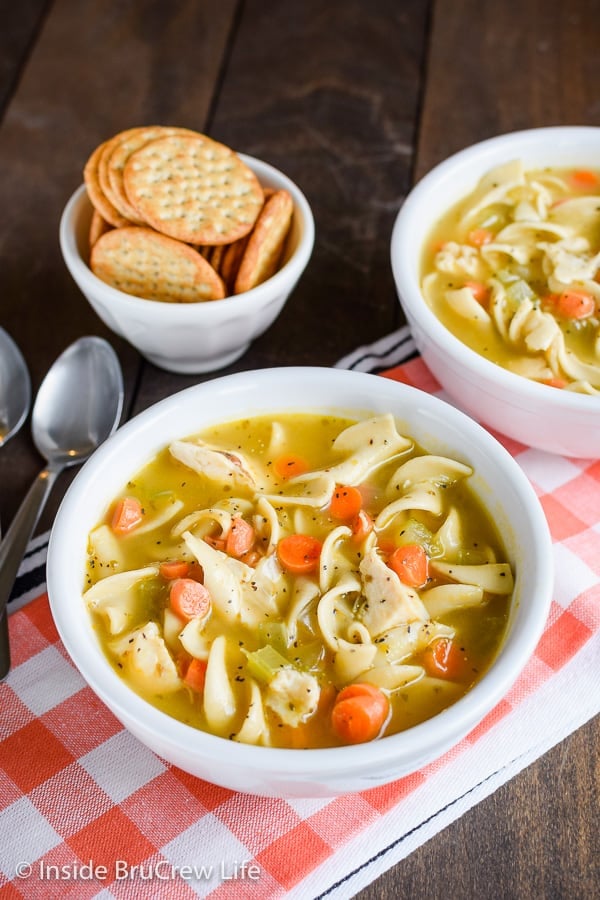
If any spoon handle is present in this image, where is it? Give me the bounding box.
[0,465,60,619]
[0,516,7,681]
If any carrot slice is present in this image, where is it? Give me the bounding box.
[187,561,204,581]
[170,578,211,622]
[336,682,389,713]
[423,638,467,680]
[350,509,374,543]
[330,485,363,520]
[183,658,208,693]
[388,543,428,587]
[464,281,491,306]
[541,377,567,389]
[204,535,226,551]
[331,683,389,744]
[226,517,255,558]
[274,454,309,479]
[159,560,191,580]
[569,169,599,189]
[554,290,595,320]
[239,549,260,567]
[111,497,143,535]
[277,534,322,574]
[317,681,338,714]
[467,228,494,247]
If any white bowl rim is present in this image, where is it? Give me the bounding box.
[47,366,553,776]
[59,153,315,318]
[391,125,600,412]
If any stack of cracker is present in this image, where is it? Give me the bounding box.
[84,126,294,303]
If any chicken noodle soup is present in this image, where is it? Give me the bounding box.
[85,413,513,748]
[422,161,600,393]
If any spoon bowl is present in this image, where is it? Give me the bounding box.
[32,337,124,466]
[0,328,31,446]
[0,336,123,623]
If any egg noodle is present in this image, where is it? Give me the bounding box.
[422,161,600,393]
[84,413,513,748]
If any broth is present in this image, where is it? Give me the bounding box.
[85,412,513,748]
[421,163,600,393]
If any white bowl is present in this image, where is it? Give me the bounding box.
[391,126,600,458]
[46,367,552,798]
[59,155,315,374]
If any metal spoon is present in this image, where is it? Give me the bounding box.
[0,327,31,448]
[0,328,32,680]
[0,336,124,630]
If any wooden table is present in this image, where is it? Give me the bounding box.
[1,1,597,896]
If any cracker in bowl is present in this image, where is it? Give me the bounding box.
[84,141,131,229]
[90,226,226,302]
[88,209,112,248]
[234,189,294,293]
[102,125,200,225]
[122,133,264,245]
[81,126,295,303]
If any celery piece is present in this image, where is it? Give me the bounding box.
[138,578,166,619]
[495,268,520,285]
[505,279,535,304]
[397,518,442,557]
[258,621,289,655]
[245,644,289,683]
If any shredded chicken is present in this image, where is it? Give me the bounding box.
[264,668,320,727]
[169,440,258,487]
[358,547,428,636]
[111,621,181,693]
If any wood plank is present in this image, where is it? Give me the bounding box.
[358,1,600,897]
[0,0,49,117]
[0,0,237,531]
[131,0,430,413]
[356,718,600,899]
[416,0,600,178]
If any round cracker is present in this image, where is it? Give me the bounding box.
[220,235,249,294]
[106,125,199,224]
[90,226,225,302]
[97,126,151,224]
[89,209,112,251]
[234,189,293,293]
[209,244,226,274]
[123,133,264,245]
[83,140,131,228]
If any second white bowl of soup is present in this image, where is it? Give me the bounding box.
[47,367,552,797]
[391,126,600,457]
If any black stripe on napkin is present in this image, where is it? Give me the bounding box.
[334,325,418,373]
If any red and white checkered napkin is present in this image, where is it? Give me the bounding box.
[1,353,599,900]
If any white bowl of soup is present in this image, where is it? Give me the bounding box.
[60,153,315,374]
[46,367,552,797]
[391,126,600,457]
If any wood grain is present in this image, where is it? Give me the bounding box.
[0,0,236,530]
[356,718,600,898]
[416,0,600,178]
[131,0,429,413]
[0,2,597,897]
[0,0,49,118]
[357,0,600,896]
